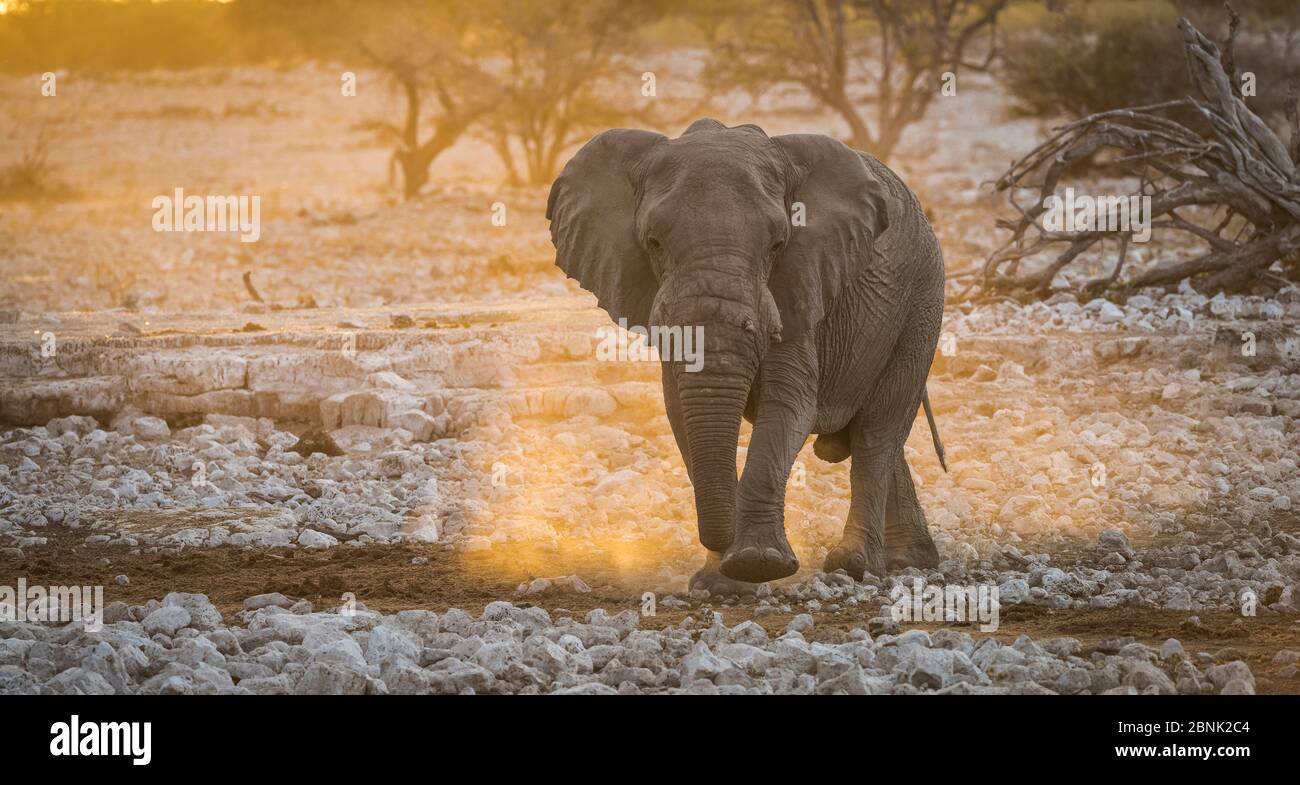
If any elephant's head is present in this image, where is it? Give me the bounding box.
[547,118,890,552]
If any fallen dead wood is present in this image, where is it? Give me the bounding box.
[974,7,1300,301]
[242,270,264,303]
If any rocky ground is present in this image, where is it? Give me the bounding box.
[3,586,1292,695]
[2,67,1298,694]
[2,287,1298,693]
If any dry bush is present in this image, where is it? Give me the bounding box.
[1000,2,1189,119]
[1001,0,1298,138]
[0,122,72,202]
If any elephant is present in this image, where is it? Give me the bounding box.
[547,118,947,591]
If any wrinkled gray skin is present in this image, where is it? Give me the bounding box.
[548,119,943,591]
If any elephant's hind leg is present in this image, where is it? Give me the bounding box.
[824,282,940,580]
[822,411,893,580]
[884,456,940,571]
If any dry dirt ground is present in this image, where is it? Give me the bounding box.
[2,67,1298,694]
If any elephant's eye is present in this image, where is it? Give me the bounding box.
[770,240,785,257]
[646,236,663,255]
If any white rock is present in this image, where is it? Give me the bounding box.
[116,414,170,441]
[1096,301,1124,324]
[298,529,339,549]
[293,662,367,695]
[243,593,293,611]
[1097,530,1134,556]
[785,614,814,634]
[366,625,421,665]
[680,641,730,682]
[164,592,223,631]
[997,578,1031,604]
[1160,638,1185,660]
[143,605,191,636]
[391,410,438,441]
[403,515,440,543]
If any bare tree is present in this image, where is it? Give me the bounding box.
[473,0,687,186]
[702,0,1006,161]
[976,9,1300,300]
[357,6,496,200]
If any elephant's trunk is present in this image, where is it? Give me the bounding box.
[676,369,750,552]
[669,302,761,553]
[652,249,768,553]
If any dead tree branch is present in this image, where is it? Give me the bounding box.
[975,9,1300,301]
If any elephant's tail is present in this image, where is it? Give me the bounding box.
[922,387,947,473]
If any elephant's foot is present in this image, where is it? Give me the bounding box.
[886,538,940,572]
[719,524,798,583]
[688,552,760,596]
[823,533,886,581]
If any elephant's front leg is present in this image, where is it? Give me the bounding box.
[719,339,818,583]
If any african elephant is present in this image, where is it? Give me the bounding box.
[547,118,946,590]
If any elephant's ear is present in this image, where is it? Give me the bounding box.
[770,134,891,341]
[547,128,666,327]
